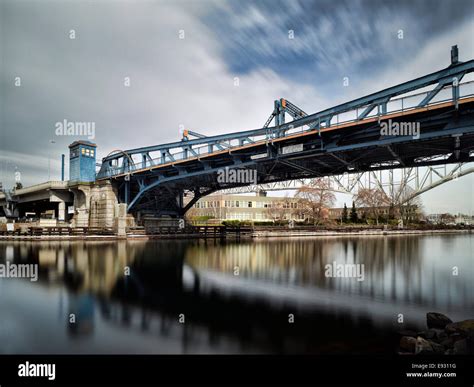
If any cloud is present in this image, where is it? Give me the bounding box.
[0,0,327,186]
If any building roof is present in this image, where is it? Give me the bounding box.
[69,140,97,148]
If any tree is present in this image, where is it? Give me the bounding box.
[295,178,336,225]
[342,203,348,223]
[185,206,199,223]
[391,186,423,226]
[265,199,288,223]
[388,202,395,221]
[350,201,358,223]
[440,213,455,224]
[354,188,390,225]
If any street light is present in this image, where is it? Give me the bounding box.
[48,139,56,181]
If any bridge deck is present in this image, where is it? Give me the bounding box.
[99,96,474,180]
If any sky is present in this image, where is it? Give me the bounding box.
[0,0,473,214]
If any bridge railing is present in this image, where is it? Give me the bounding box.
[98,81,474,179]
[1,181,69,198]
[332,81,474,125]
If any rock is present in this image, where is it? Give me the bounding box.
[418,330,436,340]
[453,339,469,355]
[400,336,417,352]
[445,319,474,335]
[427,312,453,329]
[450,333,465,342]
[445,348,454,355]
[415,337,434,354]
[397,330,417,338]
[430,341,445,353]
[440,337,454,348]
[437,331,447,340]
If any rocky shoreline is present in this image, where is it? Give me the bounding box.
[398,312,474,355]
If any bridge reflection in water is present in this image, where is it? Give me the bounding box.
[0,235,472,354]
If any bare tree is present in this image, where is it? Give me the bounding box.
[440,213,455,224]
[264,196,291,222]
[295,178,335,225]
[354,188,390,225]
[184,206,200,223]
[392,186,423,225]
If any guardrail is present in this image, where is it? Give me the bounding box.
[0,181,69,200]
[0,226,115,237]
[143,225,251,239]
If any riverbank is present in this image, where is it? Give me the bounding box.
[398,313,474,355]
[251,228,472,239]
[0,227,470,240]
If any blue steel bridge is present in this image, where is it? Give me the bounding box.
[96,46,474,217]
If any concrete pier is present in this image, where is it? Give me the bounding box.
[0,180,136,236]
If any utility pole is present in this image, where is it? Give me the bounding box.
[48,139,56,181]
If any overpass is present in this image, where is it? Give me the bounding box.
[96,46,474,217]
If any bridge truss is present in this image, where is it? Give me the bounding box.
[219,162,474,206]
[96,46,474,217]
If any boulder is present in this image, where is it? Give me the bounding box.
[440,337,454,348]
[453,339,469,355]
[400,336,417,352]
[397,330,417,338]
[415,337,434,354]
[445,319,474,336]
[450,333,465,342]
[427,312,452,329]
[430,341,445,353]
[418,330,436,340]
[437,331,447,340]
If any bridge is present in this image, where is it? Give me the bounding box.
[1,46,473,227]
[220,163,474,206]
[96,46,474,218]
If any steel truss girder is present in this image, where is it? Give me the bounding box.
[97,47,474,180]
[125,159,260,212]
[221,162,474,206]
[121,105,474,213]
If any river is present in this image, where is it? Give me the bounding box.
[0,234,472,354]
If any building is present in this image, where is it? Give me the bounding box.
[69,141,97,183]
[187,192,304,222]
[189,193,422,223]
[427,213,473,225]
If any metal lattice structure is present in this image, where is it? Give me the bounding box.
[95,46,474,217]
[219,162,474,205]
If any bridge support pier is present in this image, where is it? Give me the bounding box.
[70,185,91,228]
[58,201,66,222]
[115,203,128,237]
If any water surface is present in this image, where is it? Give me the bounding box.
[0,234,472,354]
